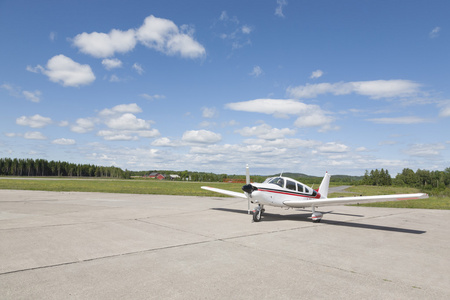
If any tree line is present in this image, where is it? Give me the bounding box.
[0,158,131,179]
[3,157,449,192]
[361,167,450,196]
[361,168,450,187]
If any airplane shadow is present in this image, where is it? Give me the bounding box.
[211,208,426,235]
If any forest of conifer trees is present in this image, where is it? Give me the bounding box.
[0,158,131,179]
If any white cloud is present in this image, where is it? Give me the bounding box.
[151,137,181,147]
[226,99,311,116]
[219,11,228,21]
[22,90,42,103]
[367,116,427,124]
[99,103,142,117]
[294,113,335,130]
[287,79,421,99]
[71,118,96,133]
[216,11,252,51]
[95,104,159,141]
[136,15,205,59]
[132,63,144,75]
[24,131,46,140]
[97,128,159,141]
[202,107,217,118]
[1,83,19,96]
[404,143,445,157]
[310,69,323,79]
[249,66,263,77]
[235,123,295,140]
[226,98,334,130]
[140,93,165,101]
[438,101,450,117]
[109,75,121,82]
[429,26,441,38]
[137,129,160,138]
[223,120,239,127]
[73,29,136,58]
[49,31,56,41]
[2,84,42,102]
[243,138,320,149]
[28,55,95,87]
[241,25,252,34]
[317,142,349,153]
[97,131,139,141]
[16,114,52,128]
[275,0,288,18]
[72,15,206,60]
[152,137,171,146]
[356,147,369,152]
[104,113,151,130]
[182,130,222,144]
[102,58,123,70]
[52,138,76,145]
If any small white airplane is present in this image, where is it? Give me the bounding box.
[201,165,429,222]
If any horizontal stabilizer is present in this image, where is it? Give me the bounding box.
[201,186,248,199]
[283,193,428,208]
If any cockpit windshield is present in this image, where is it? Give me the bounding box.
[268,177,284,188]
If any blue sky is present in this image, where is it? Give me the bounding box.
[1,0,449,176]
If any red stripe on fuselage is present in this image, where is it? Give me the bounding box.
[257,187,320,199]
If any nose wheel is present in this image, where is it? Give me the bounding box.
[252,205,265,222]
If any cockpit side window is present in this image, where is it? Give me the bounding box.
[286,180,296,191]
[263,177,272,184]
[297,183,304,193]
[269,177,284,188]
[305,186,311,194]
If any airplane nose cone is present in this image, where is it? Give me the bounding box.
[242,184,257,194]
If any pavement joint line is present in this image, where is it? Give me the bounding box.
[0,239,216,277]
[215,226,428,292]
[0,218,320,277]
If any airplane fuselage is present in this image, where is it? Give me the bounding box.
[244,176,321,208]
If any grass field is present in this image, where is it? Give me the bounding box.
[0,178,244,196]
[0,177,448,210]
[332,185,450,210]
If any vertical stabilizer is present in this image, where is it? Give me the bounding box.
[318,172,331,199]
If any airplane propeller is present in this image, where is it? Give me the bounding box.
[245,164,250,214]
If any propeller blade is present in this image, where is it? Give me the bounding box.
[246,164,250,214]
[246,164,250,184]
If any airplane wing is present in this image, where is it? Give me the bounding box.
[201,186,248,199]
[283,193,428,208]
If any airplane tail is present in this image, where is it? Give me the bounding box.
[318,172,331,199]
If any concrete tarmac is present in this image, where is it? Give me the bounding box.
[0,190,449,299]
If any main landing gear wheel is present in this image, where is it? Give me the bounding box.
[311,211,323,223]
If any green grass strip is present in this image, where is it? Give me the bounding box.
[0,178,243,197]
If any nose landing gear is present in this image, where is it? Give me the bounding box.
[252,205,265,222]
